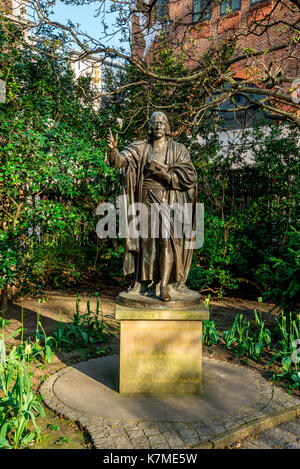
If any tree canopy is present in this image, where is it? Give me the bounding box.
[20,0,300,128]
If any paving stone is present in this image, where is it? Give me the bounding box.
[284,397,299,405]
[258,405,275,415]
[224,420,240,430]
[79,415,92,426]
[260,388,273,395]
[259,427,298,446]
[248,409,269,419]
[208,419,227,435]
[142,427,162,437]
[123,428,145,438]
[268,401,288,411]
[177,427,199,440]
[130,436,151,449]
[114,436,134,449]
[280,419,300,435]
[259,397,273,407]
[231,418,249,427]
[231,411,249,420]
[242,436,274,449]
[120,423,139,432]
[183,437,200,447]
[108,430,130,440]
[275,399,295,408]
[65,410,83,420]
[157,422,175,433]
[221,414,237,423]
[148,435,169,449]
[88,424,103,432]
[243,433,283,449]
[167,437,186,449]
[241,441,262,449]
[93,437,115,449]
[137,421,157,429]
[240,418,300,450]
[104,418,124,426]
[283,441,300,449]
[190,422,213,437]
[239,410,255,420]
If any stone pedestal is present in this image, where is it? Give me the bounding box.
[115,304,209,394]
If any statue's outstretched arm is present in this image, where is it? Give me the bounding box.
[106,129,128,169]
[107,148,128,169]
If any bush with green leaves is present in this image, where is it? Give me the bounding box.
[189,122,299,306]
[256,228,300,315]
[0,16,118,310]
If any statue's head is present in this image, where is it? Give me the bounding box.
[148,111,171,141]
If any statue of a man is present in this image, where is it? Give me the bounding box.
[106,112,198,302]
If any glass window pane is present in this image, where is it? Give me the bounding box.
[194,0,201,13]
[232,0,241,10]
[220,1,229,15]
[156,0,169,21]
[193,0,211,21]
[203,0,211,19]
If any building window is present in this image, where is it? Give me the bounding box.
[250,0,269,4]
[193,0,212,22]
[220,0,241,15]
[218,83,269,129]
[156,0,169,22]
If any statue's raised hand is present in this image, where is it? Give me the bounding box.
[107,128,118,150]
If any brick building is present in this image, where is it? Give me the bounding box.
[131,0,299,127]
[132,0,299,74]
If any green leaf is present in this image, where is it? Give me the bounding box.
[281,356,292,372]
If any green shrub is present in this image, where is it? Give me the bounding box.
[257,228,300,314]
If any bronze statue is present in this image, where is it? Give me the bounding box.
[106,112,198,303]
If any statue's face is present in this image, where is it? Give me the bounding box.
[151,116,167,140]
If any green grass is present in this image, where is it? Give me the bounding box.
[29,407,92,449]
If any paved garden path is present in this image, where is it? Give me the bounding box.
[238,418,300,449]
[40,355,300,449]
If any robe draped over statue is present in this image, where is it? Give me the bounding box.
[107,138,198,288]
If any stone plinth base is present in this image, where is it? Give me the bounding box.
[115,305,209,394]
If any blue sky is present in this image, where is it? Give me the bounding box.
[49,0,128,49]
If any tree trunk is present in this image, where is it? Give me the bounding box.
[1,283,8,316]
